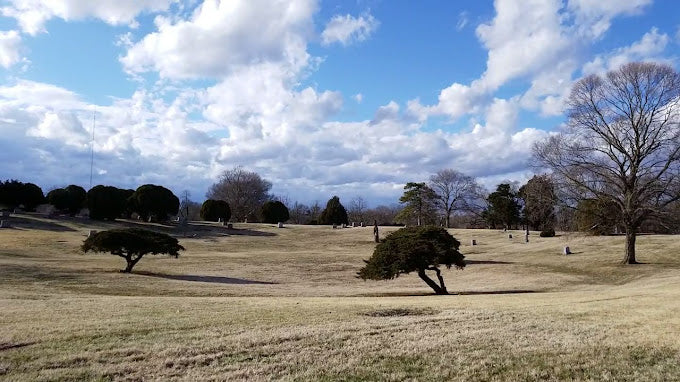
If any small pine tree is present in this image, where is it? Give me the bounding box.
[319,196,348,225]
[358,226,465,295]
[200,199,231,222]
[82,228,184,273]
[260,200,290,223]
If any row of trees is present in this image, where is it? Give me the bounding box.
[0,180,180,221]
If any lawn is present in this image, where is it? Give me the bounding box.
[1,214,680,381]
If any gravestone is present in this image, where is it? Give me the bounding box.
[352,222,357,227]
[278,222,284,228]
[227,223,233,229]
[508,234,513,239]
[471,239,477,246]
[88,230,97,237]
[361,222,366,227]
[218,218,223,223]
[332,224,337,229]
[0,220,6,228]
[564,246,572,255]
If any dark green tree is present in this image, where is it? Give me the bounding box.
[260,200,290,223]
[82,228,184,273]
[319,196,348,225]
[484,184,520,229]
[518,175,556,231]
[47,185,86,216]
[397,182,438,226]
[129,184,179,221]
[0,180,44,211]
[200,199,231,222]
[574,198,621,235]
[358,226,465,295]
[87,185,131,220]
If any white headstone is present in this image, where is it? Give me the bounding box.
[0,220,5,228]
[361,222,366,227]
[218,218,222,223]
[278,222,284,228]
[352,222,357,227]
[88,230,97,237]
[564,246,571,255]
[471,239,477,246]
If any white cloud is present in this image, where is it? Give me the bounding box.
[567,0,652,39]
[0,30,23,68]
[583,27,670,75]
[321,12,379,46]
[1,0,175,36]
[353,93,363,103]
[456,11,469,31]
[122,0,316,80]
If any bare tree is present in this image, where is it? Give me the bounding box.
[534,62,680,264]
[308,200,322,223]
[348,196,368,223]
[206,166,272,222]
[429,169,479,228]
[289,201,309,224]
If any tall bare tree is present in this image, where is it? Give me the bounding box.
[348,196,368,223]
[429,169,479,228]
[534,62,680,264]
[206,166,272,222]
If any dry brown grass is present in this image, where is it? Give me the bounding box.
[1,214,680,381]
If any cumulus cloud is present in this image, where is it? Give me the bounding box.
[1,0,175,35]
[0,30,23,69]
[122,0,316,79]
[567,0,652,39]
[321,12,379,46]
[582,27,670,75]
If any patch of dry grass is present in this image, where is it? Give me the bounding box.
[1,214,680,380]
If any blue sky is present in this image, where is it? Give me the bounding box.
[0,0,678,205]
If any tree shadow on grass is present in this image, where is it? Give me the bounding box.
[1,216,76,232]
[360,289,539,297]
[465,260,514,265]
[135,271,277,285]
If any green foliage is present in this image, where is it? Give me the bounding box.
[518,175,556,231]
[200,199,231,222]
[87,185,132,220]
[129,184,179,221]
[539,229,556,237]
[0,180,44,211]
[575,198,620,235]
[484,184,521,229]
[397,182,438,226]
[260,200,290,223]
[358,226,465,294]
[319,196,348,225]
[82,228,184,272]
[47,185,86,215]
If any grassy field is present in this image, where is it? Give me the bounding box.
[1,214,680,381]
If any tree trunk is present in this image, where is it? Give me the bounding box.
[445,214,450,229]
[123,255,142,273]
[623,228,638,264]
[418,269,448,295]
